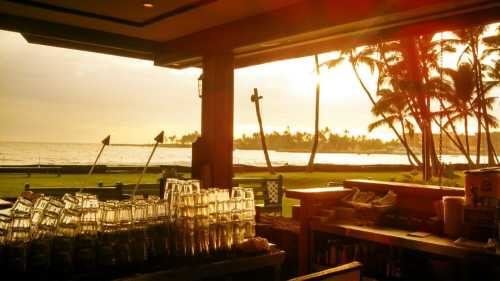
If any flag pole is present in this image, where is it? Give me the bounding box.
[133,131,164,197]
[80,135,110,192]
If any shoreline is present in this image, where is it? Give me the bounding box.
[111,143,474,156]
[1,141,489,156]
[0,163,478,174]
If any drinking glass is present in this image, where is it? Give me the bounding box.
[156,199,168,220]
[81,194,99,210]
[0,213,10,242]
[243,188,256,238]
[62,194,80,211]
[217,199,233,253]
[12,197,33,215]
[45,198,64,216]
[37,213,58,235]
[6,213,30,274]
[56,208,80,238]
[97,200,119,268]
[33,196,49,211]
[189,180,201,194]
[115,200,133,266]
[165,178,178,201]
[9,213,31,242]
[75,194,98,273]
[132,199,148,225]
[231,187,245,200]
[101,201,119,228]
[195,205,210,257]
[118,200,133,227]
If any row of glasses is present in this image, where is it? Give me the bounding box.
[163,179,256,258]
[75,193,99,271]
[53,194,81,275]
[29,196,64,273]
[98,200,119,268]
[130,198,148,264]
[1,181,257,276]
[7,196,33,273]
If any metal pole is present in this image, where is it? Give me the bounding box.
[133,131,164,197]
[80,135,110,191]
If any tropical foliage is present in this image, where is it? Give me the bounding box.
[321,23,500,180]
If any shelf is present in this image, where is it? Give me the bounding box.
[311,222,500,260]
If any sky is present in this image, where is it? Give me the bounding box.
[0,28,498,144]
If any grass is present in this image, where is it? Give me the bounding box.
[0,173,166,197]
[0,170,465,217]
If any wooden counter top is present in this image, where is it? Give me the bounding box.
[285,186,352,201]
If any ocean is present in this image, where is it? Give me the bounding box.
[0,142,483,166]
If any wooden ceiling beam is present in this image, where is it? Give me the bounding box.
[155,0,500,68]
[233,1,500,68]
[0,13,159,60]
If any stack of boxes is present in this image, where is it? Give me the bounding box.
[463,168,500,241]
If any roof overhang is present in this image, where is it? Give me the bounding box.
[1,0,499,69]
[156,0,500,68]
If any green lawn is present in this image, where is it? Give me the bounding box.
[0,173,166,197]
[0,170,465,217]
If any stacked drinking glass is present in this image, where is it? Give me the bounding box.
[163,179,256,259]
[1,179,257,277]
[7,197,33,273]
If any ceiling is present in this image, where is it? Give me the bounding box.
[1,0,499,68]
[1,0,300,41]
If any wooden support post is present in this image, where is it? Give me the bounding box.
[196,52,234,188]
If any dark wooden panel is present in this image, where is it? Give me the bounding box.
[156,0,500,68]
[233,2,500,68]
[0,13,158,60]
[116,250,285,281]
[6,0,217,27]
[197,53,234,188]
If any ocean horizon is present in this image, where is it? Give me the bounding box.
[0,141,485,167]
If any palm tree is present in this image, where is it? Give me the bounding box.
[323,45,423,167]
[453,26,497,165]
[441,64,476,165]
[368,85,418,166]
[307,55,321,172]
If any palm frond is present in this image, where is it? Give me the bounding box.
[322,57,344,69]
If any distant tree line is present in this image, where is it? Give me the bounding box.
[165,131,200,145]
[165,129,500,155]
[235,127,400,153]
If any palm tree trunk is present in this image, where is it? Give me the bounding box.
[307,55,321,172]
[464,114,470,157]
[349,60,422,166]
[251,88,275,174]
[401,37,433,181]
[436,99,473,165]
[431,116,474,165]
[471,39,496,165]
[428,126,441,177]
[400,119,415,166]
[474,68,482,166]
